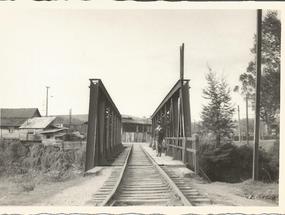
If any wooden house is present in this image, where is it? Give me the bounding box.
[121,115,152,143]
[19,116,68,142]
[0,108,41,139]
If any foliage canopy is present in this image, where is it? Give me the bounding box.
[201,71,235,147]
[239,11,280,129]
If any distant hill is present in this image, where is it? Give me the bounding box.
[54,114,88,125]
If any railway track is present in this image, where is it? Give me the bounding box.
[91,144,211,206]
[160,167,212,206]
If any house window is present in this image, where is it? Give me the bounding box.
[9,128,14,133]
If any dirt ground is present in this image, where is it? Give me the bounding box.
[39,167,113,206]
[144,143,278,207]
[0,175,83,205]
[190,179,277,206]
[0,158,277,206]
[0,167,113,206]
[0,167,277,206]
[173,167,278,206]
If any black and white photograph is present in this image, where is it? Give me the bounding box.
[0,4,283,213]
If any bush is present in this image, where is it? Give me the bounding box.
[0,140,30,175]
[1,140,85,181]
[23,144,83,173]
[8,141,28,162]
[267,138,279,181]
[21,182,35,192]
[198,141,279,183]
[0,150,9,175]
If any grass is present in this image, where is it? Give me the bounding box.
[238,179,278,203]
[0,170,84,205]
[0,139,86,205]
[233,139,275,152]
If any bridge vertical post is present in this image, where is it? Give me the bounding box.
[177,95,182,160]
[113,114,116,153]
[98,98,106,165]
[118,117,121,150]
[172,95,178,159]
[106,107,111,160]
[112,111,116,153]
[113,113,116,152]
[114,113,117,152]
[151,118,154,147]
[182,82,191,136]
[170,98,174,137]
[115,115,119,152]
[85,80,99,171]
[162,103,169,155]
[114,113,116,152]
[182,137,186,163]
[193,134,199,174]
[153,117,156,149]
[119,119,122,147]
[167,99,172,156]
[109,109,112,156]
[118,117,120,146]
[114,115,117,152]
[182,81,191,165]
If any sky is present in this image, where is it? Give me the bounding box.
[0,9,259,121]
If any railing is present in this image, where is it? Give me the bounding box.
[164,135,198,173]
[199,167,212,183]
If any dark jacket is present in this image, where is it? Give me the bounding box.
[157,128,165,144]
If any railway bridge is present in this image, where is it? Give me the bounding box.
[85,44,209,206]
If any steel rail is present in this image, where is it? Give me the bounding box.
[101,144,133,206]
[100,144,192,206]
[140,145,192,206]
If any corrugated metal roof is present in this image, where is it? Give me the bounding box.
[19,117,56,129]
[0,108,41,127]
[39,128,68,134]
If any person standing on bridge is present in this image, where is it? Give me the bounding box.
[156,123,165,157]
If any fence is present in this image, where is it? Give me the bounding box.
[164,136,198,173]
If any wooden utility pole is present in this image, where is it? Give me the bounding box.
[180,43,184,81]
[46,86,50,116]
[237,105,241,143]
[180,43,186,162]
[253,9,262,181]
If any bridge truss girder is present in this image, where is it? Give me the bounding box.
[85,79,122,171]
[151,79,198,173]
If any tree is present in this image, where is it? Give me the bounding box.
[201,71,235,147]
[239,11,280,132]
[233,85,251,144]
